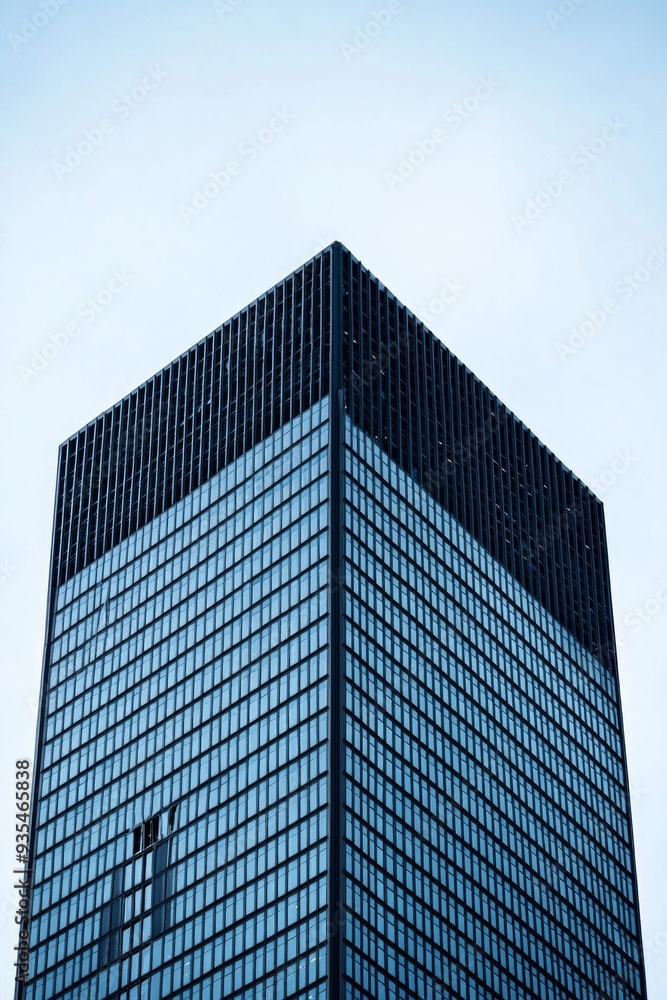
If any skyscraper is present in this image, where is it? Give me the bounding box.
[19,243,646,1000]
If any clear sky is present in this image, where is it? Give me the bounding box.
[1,0,666,994]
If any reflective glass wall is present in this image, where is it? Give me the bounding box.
[26,400,330,1000]
[341,418,643,1000]
[20,243,646,1000]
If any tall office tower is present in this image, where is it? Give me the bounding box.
[20,243,646,1000]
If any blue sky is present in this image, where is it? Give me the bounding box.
[1,0,666,994]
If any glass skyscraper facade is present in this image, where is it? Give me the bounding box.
[19,243,646,999]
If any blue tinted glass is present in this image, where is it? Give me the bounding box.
[27,400,330,1000]
[341,418,642,1000]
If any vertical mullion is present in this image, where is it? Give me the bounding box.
[177,355,188,506]
[71,426,89,577]
[126,391,140,541]
[328,241,343,1000]
[222,324,233,468]
[57,442,73,586]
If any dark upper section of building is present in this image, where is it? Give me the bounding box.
[338,246,614,670]
[51,243,615,667]
[52,250,332,590]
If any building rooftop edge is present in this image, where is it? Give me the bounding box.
[59,240,603,507]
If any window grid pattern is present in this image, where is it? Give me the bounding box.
[341,420,643,1000]
[340,247,614,669]
[25,402,330,1000]
[21,242,646,1000]
[53,252,331,589]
